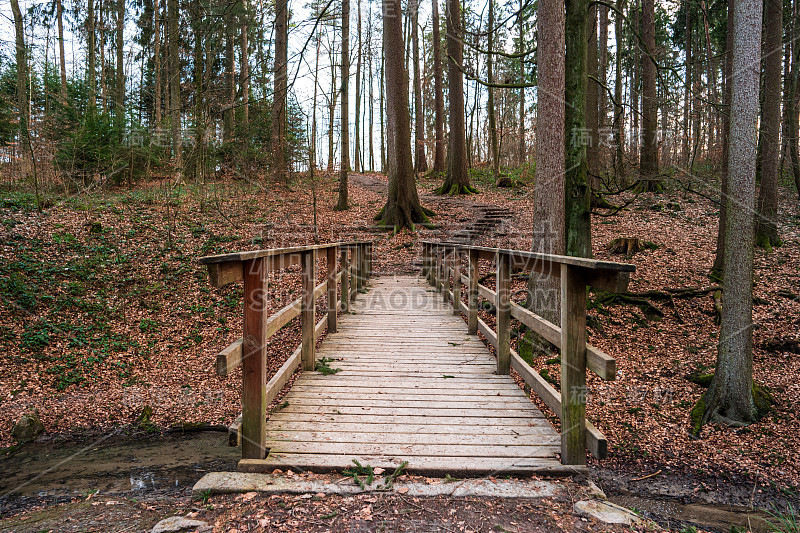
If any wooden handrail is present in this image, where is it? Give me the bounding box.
[421,241,635,465]
[199,241,372,460]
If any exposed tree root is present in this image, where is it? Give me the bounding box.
[433,182,479,195]
[690,379,774,437]
[373,201,434,232]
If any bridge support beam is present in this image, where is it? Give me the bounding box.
[468,249,479,334]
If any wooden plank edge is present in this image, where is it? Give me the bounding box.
[216,338,243,376]
[510,349,607,459]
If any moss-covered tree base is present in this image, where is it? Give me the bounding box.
[755,232,782,252]
[433,181,479,195]
[635,179,664,193]
[374,203,436,232]
[690,379,774,437]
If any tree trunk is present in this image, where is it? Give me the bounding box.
[153,0,162,128]
[516,0,527,165]
[241,1,250,136]
[116,0,125,135]
[431,0,446,172]
[354,0,362,173]
[88,0,97,112]
[11,0,30,176]
[380,39,386,172]
[598,3,608,171]
[57,0,68,101]
[168,0,182,181]
[755,0,783,249]
[586,5,599,188]
[412,0,428,172]
[436,0,476,195]
[487,0,500,182]
[683,0,691,166]
[337,0,350,209]
[376,0,430,229]
[531,0,566,324]
[224,29,235,143]
[639,0,659,187]
[614,0,625,177]
[712,0,735,275]
[368,10,375,172]
[328,48,337,173]
[191,0,204,183]
[565,0,592,257]
[312,37,320,171]
[272,0,288,180]
[694,0,763,433]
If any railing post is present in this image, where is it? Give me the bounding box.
[496,251,511,375]
[435,248,442,293]
[341,248,350,312]
[301,250,317,371]
[468,249,479,334]
[350,245,359,301]
[366,242,373,278]
[442,248,451,303]
[560,263,587,465]
[422,243,430,283]
[452,249,461,315]
[360,243,368,286]
[241,258,267,459]
[326,246,337,333]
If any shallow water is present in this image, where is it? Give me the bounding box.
[0,432,238,513]
[611,494,776,532]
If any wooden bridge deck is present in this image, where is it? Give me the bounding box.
[244,276,575,476]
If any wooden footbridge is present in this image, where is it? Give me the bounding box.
[199,241,635,476]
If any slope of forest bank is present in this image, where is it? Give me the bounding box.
[1,173,799,512]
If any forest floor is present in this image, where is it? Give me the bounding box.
[1,169,799,531]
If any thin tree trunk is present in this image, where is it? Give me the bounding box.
[354,0,362,173]
[431,0,446,172]
[598,3,608,171]
[337,0,350,209]
[380,39,386,172]
[224,29,235,143]
[328,46,337,173]
[168,0,182,181]
[312,37,320,171]
[57,0,68,101]
[614,0,625,178]
[683,0,691,166]
[241,1,250,135]
[412,0,428,172]
[153,0,162,128]
[116,0,125,135]
[272,0,288,180]
[88,0,97,112]
[11,0,30,174]
[517,0,527,165]
[487,0,500,182]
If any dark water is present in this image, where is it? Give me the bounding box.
[0,432,238,514]
[611,494,777,532]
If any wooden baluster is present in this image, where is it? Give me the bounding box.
[341,249,350,312]
[452,250,461,315]
[241,257,268,459]
[468,248,479,334]
[361,243,368,286]
[326,246,337,333]
[301,250,317,371]
[435,248,442,293]
[422,244,430,282]
[560,264,587,465]
[496,251,511,375]
[442,248,451,303]
[350,246,359,301]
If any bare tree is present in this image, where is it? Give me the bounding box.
[411,0,427,172]
[272,0,289,180]
[639,0,660,188]
[431,0,446,173]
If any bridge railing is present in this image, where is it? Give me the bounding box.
[420,241,635,465]
[199,241,373,460]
